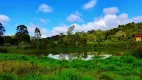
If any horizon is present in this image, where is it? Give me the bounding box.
[0,0,142,38]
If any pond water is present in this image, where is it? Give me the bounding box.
[47,52,112,60]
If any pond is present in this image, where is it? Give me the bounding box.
[47,52,112,60]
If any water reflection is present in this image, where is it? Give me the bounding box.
[48,53,94,60]
[47,52,112,61]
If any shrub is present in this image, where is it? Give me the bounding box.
[133,60,142,67]
[0,47,8,53]
[99,72,115,80]
[131,46,142,58]
[0,73,17,80]
[122,56,135,63]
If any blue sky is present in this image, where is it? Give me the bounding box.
[0,0,142,37]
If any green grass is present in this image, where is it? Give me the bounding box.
[0,53,142,80]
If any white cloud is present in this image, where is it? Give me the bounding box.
[0,14,10,23]
[83,0,97,10]
[28,23,37,34]
[38,4,53,13]
[72,14,129,32]
[28,23,50,38]
[29,7,142,37]
[103,7,119,15]
[34,17,49,24]
[40,18,49,24]
[52,7,142,35]
[67,11,83,22]
[52,24,68,35]
[130,16,142,23]
[40,28,49,38]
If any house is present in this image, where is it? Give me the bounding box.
[134,33,142,41]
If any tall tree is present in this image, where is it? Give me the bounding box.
[35,27,41,39]
[34,27,42,49]
[66,25,75,46]
[0,23,6,37]
[16,25,30,43]
[67,25,75,35]
[0,23,5,45]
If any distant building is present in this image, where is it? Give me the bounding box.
[135,33,142,41]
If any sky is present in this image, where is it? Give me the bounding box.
[0,0,142,38]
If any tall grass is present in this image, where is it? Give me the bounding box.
[0,54,142,80]
[50,69,94,80]
[131,46,142,58]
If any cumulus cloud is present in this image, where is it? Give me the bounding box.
[67,11,83,22]
[130,16,142,23]
[52,24,68,35]
[83,0,97,10]
[72,14,129,32]
[52,7,142,35]
[38,4,53,13]
[0,14,10,23]
[103,7,119,15]
[30,7,142,37]
[73,14,142,32]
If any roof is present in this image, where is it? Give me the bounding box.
[135,33,142,37]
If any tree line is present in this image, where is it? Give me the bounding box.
[0,22,142,49]
[0,23,41,47]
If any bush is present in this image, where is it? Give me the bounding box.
[133,60,142,67]
[0,47,8,53]
[122,56,135,63]
[99,72,115,80]
[0,73,17,80]
[131,46,142,58]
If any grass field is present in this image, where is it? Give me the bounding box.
[0,53,142,80]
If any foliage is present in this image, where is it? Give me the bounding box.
[0,37,4,45]
[15,25,30,43]
[67,25,75,35]
[4,36,18,45]
[1,22,142,50]
[35,27,41,39]
[0,47,8,53]
[132,46,142,58]
[0,23,5,36]
[99,72,116,80]
[0,72,17,80]
[0,23,5,45]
